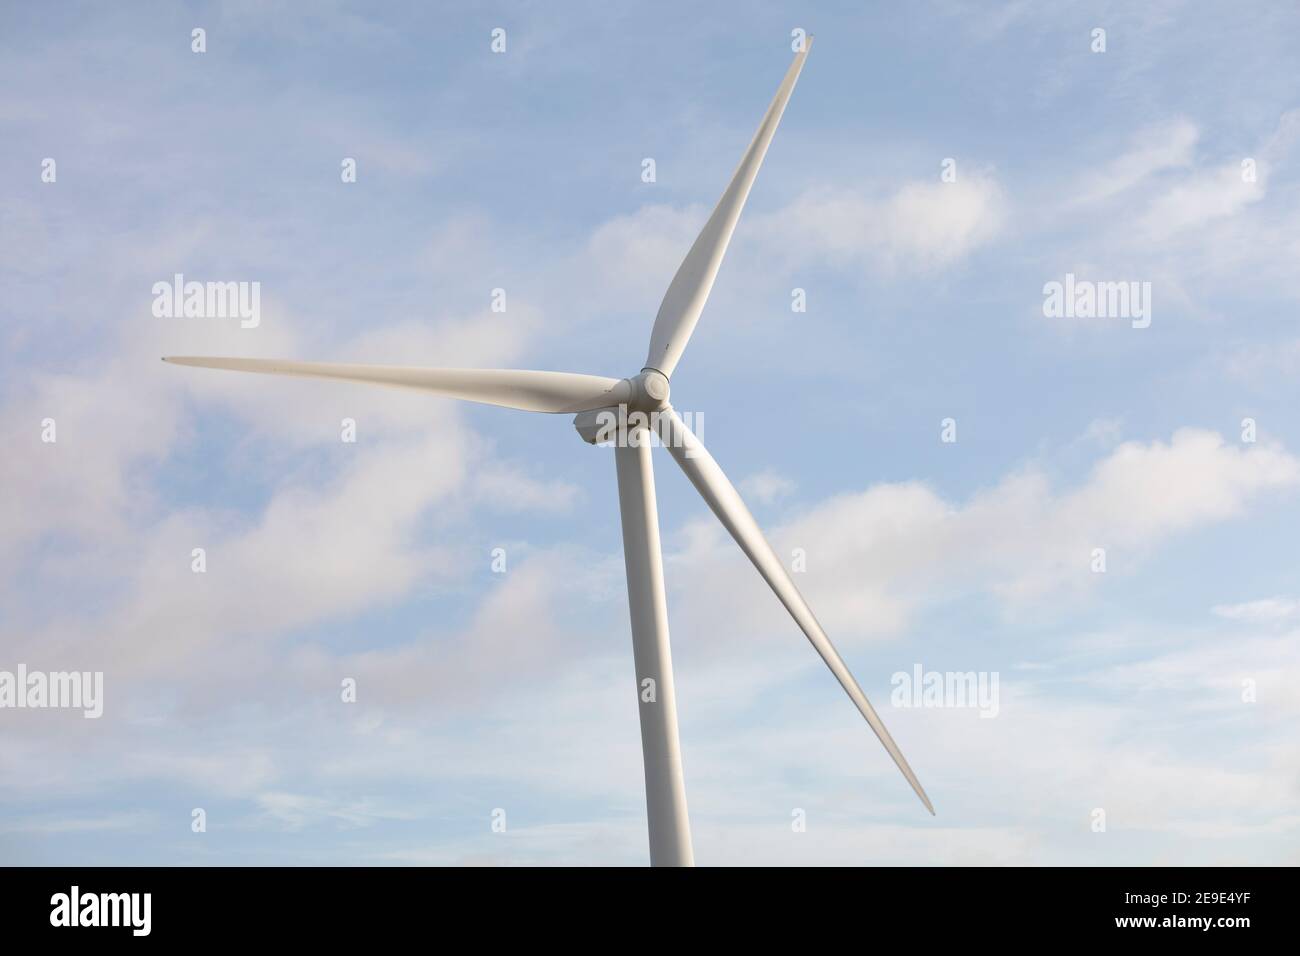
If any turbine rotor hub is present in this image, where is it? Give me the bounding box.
[572,370,671,444]
[629,369,671,412]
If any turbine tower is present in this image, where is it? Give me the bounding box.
[164,40,933,867]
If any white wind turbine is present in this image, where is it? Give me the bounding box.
[164,41,932,866]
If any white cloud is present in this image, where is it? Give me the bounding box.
[0,358,183,574]
[1212,598,1300,624]
[0,812,154,836]
[1138,109,1300,239]
[1225,338,1300,380]
[1137,161,1264,239]
[584,171,1008,296]
[1073,118,1199,205]
[739,469,795,505]
[286,544,621,713]
[255,792,417,831]
[669,428,1300,645]
[470,463,580,514]
[1030,111,1300,323]
[751,172,1007,273]
[584,204,707,307]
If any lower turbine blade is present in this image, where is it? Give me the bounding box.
[162,357,631,413]
[657,408,934,815]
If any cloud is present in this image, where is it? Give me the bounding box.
[739,469,795,505]
[1137,161,1264,240]
[255,792,417,831]
[1072,118,1199,205]
[1184,108,1300,230]
[583,204,707,307]
[1077,111,1300,243]
[668,428,1300,645]
[0,811,154,836]
[1212,598,1300,624]
[0,358,184,575]
[1225,338,1300,381]
[751,172,1007,273]
[1030,111,1300,319]
[584,171,1008,298]
[470,463,580,513]
[286,544,622,713]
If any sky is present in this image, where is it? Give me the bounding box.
[2,1,1299,866]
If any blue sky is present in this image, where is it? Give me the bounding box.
[2,1,1299,865]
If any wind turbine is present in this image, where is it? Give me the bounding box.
[164,40,933,867]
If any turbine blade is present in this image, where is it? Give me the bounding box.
[657,408,934,815]
[644,41,812,379]
[162,357,631,413]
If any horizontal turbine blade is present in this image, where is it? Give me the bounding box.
[657,408,934,815]
[162,357,630,413]
[644,40,812,379]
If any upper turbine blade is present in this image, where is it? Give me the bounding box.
[162,357,630,414]
[644,41,812,379]
[657,408,934,815]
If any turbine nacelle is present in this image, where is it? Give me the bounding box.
[573,369,671,444]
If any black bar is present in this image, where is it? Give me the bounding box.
[0,866,1286,942]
